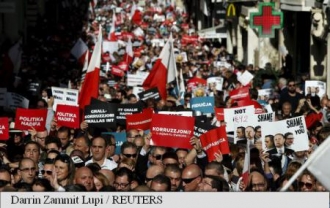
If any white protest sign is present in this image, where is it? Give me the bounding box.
[133,27,144,37]
[158,111,193,117]
[6,92,29,109]
[127,73,148,87]
[260,116,309,152]
[207,77,224,91]
[237,70,254,86]
[154,14,165,22]
[102,41,119,54]
[305,80,326,98]
[0,88,7,107]
[258,88,274,100]
[224,105,254,132]
[51,87,79,111]
[132,87,144,99]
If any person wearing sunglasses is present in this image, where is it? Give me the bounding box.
[41,158,55,181]
[279,80,304,115]
[181,164,202,192]
[120,142,138,163]
[0,167,11,191]
[145,164,164,188]
[17,157,37,185]
[298,170,316,192]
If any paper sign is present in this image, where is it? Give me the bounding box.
[229,86,250,100]
[207,77,224,91]
[261,116,309,152]
[51,87,79,111]
[223,105,255,132]
[305,80,326,98]
[190,96,215,114]
[151,114,195,149]
[0,117,9,140]
[127,73,148,87]
[126,108,153,130]
[84,102,117,128]
[194,120,217,137]
[200,126,230,162]
[55,105,80,129]
[158,111,193,117]
[6,92,29,109]
[237,70,254,86]
[15,108,47,131]
[116,103,143,125]
[102,41,119,54]
[138,87,161,101]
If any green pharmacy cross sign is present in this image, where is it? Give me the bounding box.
[250,2,283,38]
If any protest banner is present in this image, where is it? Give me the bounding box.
[116,103,143,125]
[190,96,215,114]
[229,86,250,100]
[233,112,275,144]
[305,80,326,98]
[194,120,217,137]
[214,107,224,121]
[0,88,7,107]
[200,126,229,162]
[260,116,309,152]
[207,77,224,91]
[151,114,195,149]
[237,99,263,114]
[138,87,160,101]
[84,102,117,128]
[0,117,9,140]
[237,70,253,86]
[15,108,47,131]
[126,108,153,130]
[55,105,80,129]
[5,92,29,109]
[258,88,274,101]
[51,87,79,111]
[102,132,126,155]
[223,105,254,132]
[158,111,193,117]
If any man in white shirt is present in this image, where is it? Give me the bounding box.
[85,136,117,171]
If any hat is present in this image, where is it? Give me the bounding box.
[9,122,23,133]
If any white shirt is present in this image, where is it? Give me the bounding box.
[85,158,117,170]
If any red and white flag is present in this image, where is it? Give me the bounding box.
[108,11,117,41]
[3,40,22,75]
[123,37,133,66]
[242,143,250,187]
[70,38,88,66]
[142,33,178,100]
[80,50,89,83]
[78,25,102,110]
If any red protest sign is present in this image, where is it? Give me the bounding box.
[151,114,195,149]
[111,65,125,77]
[229,86,250,100]
[55,104,80,129]
[214,107,224,121]
[200,126,229,162]
[0,117,9,140]
[15,108,47,131]
[126,108,153,130]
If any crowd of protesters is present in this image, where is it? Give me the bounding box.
[0,0,329,192]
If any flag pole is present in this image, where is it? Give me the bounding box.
[280,136,330,191]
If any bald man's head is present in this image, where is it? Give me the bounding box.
[181,164,202,192]
[74,167,94,191]
[145,165,165,187]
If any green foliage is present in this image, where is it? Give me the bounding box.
[252,66,282,88]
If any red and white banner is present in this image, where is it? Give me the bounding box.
[200,126,229,162]
[0,117,9,140]
[55,104,80,129]
[126,108,153,130]
[15,108,47,131]
[229,86,250,100]
[214,107,224,121]
[237,99,263,114]
[151,114,195,149]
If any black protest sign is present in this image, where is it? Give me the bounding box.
[194,120,217,137]
[138,87,160,101]
[116,103,143,125]
[84,101,117,128]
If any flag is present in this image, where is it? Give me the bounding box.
[123,37,133,66]
[78,25,102,110]
[242,143,250,187]
[80,50,89,83]
[89,0,97,18]
[70,38,88,66]
[1,40,22,86]
[142,33,177,100]
[108,11,117,41]
[307,137,330,190]
[131,10,142,25]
